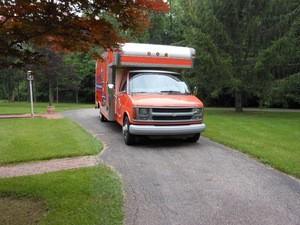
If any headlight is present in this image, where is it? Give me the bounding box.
[139,108,149,115]
[136,108,150,121]
[193,108,203,115]
[192,108,203,120]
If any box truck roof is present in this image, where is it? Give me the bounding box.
[120,43,195,59]
[109,43,195,69]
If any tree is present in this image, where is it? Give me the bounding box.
[32,47,73,104]
[0,67,24,101]
[254,4,300,108]
[173,0,300,111]
[63,53,95,103]
[0,0,168,68]
[133,0,184,45]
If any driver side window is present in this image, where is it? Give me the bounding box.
[120,78,127,93]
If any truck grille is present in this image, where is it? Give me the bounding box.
[153,116,192,120]
[151,108,194,122]
[152,108,192,113]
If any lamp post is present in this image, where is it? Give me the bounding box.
[27,71,34,118]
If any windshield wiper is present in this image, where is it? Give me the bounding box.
[160,90,182,94]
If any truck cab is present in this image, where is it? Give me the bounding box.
[95,43,206,145]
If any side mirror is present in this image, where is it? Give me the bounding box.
[108,84,115,96]
[193,86,198,96]
[108,84,114,90]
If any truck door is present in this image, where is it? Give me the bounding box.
[116,73,128,125]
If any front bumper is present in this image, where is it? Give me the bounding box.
[129,123,206,136]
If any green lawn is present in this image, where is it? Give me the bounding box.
[0,118,102,165]
[203,109,300,178]
[0,102,124,225]
[0,166,124,225]
[0,101,94,114]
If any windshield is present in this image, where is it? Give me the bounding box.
[129,72,191,94]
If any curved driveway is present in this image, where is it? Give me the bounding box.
[63,108,300,225]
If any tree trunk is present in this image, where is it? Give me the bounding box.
[75,92,79,103]
[7,89,14,102]
[235,91,243,112]
[233,1,245,113]
[17,81,20,102]
[49,81,54,104]
[56,81,59,103]
[6,82,14,102]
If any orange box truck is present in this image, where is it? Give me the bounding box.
[95,43,206,145]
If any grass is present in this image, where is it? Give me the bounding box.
[0,166,124,225]
[0,118,103,165]
[203,109,300,178]
[0,101,124,224]
[0,100,94,114]
[0,196,47,225]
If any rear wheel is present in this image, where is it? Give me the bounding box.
[186,133,201,142]
[123,116,136,145]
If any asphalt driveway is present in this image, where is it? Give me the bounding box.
[63,108,300,225]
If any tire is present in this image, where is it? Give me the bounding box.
[123,116,136,145]
[186,133,201,142]
[99,112,107,122]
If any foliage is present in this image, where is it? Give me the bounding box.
[33,47,73,104]
[0,0,168,68]
[255,13,300,108]
[0,67,25,101]
[135,11,181,45]
[0,167,124,225]
[204,109,300,178]
[63,52,96,103]
[262,73,300,108]
[167,0,300,110]
[1,1,299,108]
[0,118,102,165]
[0,49,96,103]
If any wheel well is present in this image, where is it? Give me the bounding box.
[123,113,129,123]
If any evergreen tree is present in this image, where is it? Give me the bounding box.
[173,0,300,110]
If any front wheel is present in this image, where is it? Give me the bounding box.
[99,111,107,122]
[186,133,201,142]
[122,117,136,145]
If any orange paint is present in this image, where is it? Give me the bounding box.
[121,55,193,67]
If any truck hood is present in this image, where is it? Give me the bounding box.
[130,94,204,107]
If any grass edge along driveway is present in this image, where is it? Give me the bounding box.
[203,109,300,179]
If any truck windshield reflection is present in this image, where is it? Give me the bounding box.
[129,72,191,94]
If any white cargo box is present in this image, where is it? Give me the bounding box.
[113,43,196,69]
